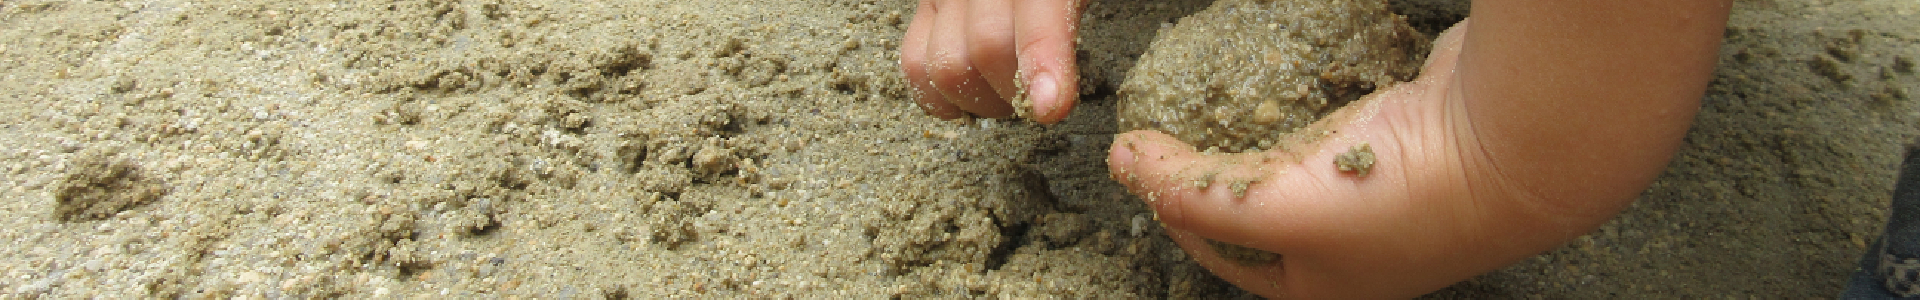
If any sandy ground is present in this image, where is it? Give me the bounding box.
[0,0,1915,298]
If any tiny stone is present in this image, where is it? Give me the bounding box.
[1334,142,1376,177]
[1253,100,1284,124]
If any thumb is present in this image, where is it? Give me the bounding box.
[1106,19,1472,251]
[1107,130,1377,250]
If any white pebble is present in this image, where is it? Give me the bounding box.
[1131,214,1149,237]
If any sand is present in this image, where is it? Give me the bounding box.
[1117,0,1423,153]
[0,0,1914,298]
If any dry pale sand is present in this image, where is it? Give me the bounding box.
[0,0,1915,298]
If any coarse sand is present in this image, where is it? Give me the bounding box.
[0,0,1915,298]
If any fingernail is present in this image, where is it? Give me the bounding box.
[1029,75,1059,118]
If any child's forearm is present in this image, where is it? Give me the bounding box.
[1456,0,1732,246]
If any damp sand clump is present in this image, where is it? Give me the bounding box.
[1116,0,1428,153]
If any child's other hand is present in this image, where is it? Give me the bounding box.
[1110,25,1505,298]
[899,0,1084,124]
[1110,8,1722,295]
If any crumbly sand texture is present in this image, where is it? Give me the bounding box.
[1117,0,1425,153]
[0,0,1914,298]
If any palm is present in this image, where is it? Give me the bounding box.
[1108,22,1555,299]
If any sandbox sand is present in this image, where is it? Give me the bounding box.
[0,0,1915,298]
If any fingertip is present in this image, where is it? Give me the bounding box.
[925,64,1015,118]
[904,46,965,119]
[1106,130,1213,217]
[1106,130,1181,184]
[1027,72,1078,124]
[917,0,1017,118]
[914,89,967,119]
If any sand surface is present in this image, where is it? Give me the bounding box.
[1,0,1916,298]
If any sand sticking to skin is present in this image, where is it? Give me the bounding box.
[0,0,1915,298]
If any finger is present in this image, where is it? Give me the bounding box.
[1012,0,1085,124]
[1164,228,1291,297]
[1107,130,1360,250]
[1419,18,1469,80]
[901,0,965,119]
[926,0,1015,118]
[965,0,1020,101]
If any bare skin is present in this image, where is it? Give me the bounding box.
[905,0,1731,298]
[898,0,1084,124]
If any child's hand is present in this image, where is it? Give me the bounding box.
[1110,25,1508,298]
[899,0,1084,124]
[1111,1,1727,294]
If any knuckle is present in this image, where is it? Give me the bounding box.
[925,61,977,86]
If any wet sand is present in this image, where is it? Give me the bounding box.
[0,0,1915,298]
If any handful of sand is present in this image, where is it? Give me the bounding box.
[1116,0,1427,153]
